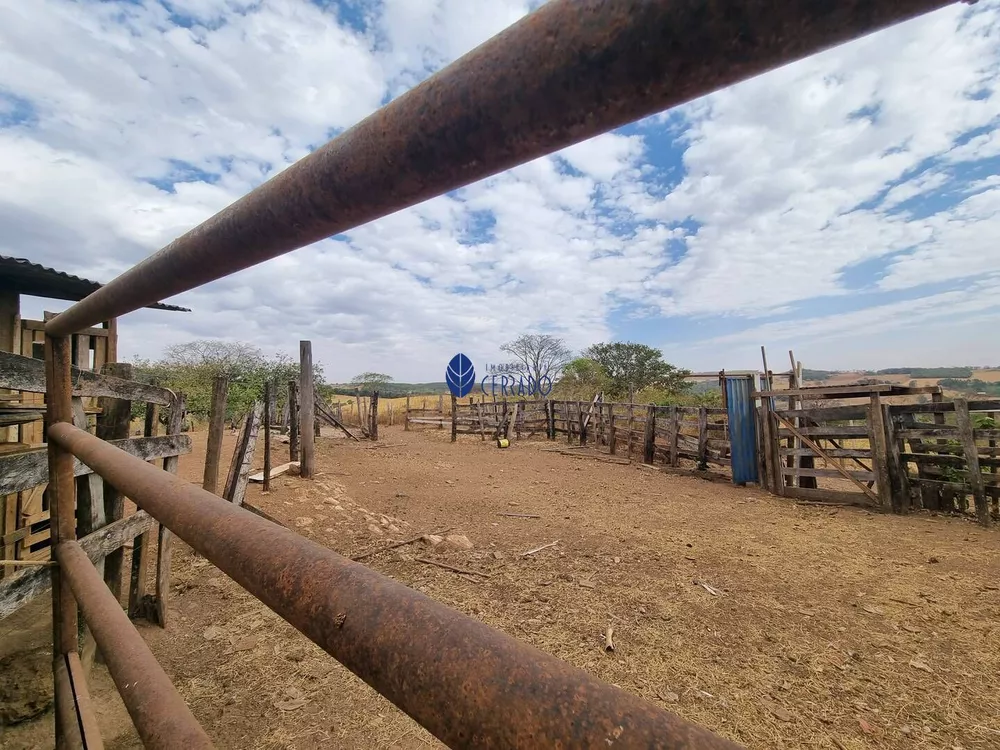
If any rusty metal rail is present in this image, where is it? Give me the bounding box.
[50,422,741,749]
[45,0,955,336]
[55,540,214,750]
[40,0,964,746]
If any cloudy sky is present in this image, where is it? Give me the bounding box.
[1,0,998,382]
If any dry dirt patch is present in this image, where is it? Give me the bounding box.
[4,426,1000,749]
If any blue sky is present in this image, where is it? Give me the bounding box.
[1,0,999,380]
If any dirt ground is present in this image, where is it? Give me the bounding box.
[4,426,1000,750]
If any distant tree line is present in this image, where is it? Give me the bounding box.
[940,378,1000,396]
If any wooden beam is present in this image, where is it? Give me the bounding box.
[0,435,191,496]
[0,349,173,403]
[153,394,185,627]
[0,511,155,620]
[224,402,263,507]
[955,398,990,527]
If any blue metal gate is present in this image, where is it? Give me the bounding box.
[725,375,759,484]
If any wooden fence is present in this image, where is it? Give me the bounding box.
[0,350,190,622]
[758,386,998,525]
[434,396,732,478]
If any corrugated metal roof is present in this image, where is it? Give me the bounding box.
[0,256,190,312]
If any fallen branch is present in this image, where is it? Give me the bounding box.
[558,451,630,465]
[604,626,615,652]
[415,557,491,578]
[497,512,541,519]
[522,540,559,557]
[351,527,454,562]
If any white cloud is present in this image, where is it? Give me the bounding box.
[2,0,1000,380]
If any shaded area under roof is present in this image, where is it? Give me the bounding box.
[0,256,190,312]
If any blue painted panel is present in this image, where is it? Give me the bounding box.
[725,376,759,485]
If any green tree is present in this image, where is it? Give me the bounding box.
[582,342,690,402]
[350,372,394,392]
[552,357,608,400]
[134,340,327,423]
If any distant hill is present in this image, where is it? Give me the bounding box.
[330,381,459,397]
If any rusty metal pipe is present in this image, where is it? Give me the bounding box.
[50,423,742,749]
[54,540,215,750]
[46,0,956,336]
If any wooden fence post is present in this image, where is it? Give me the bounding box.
[868,393,893,510]
[300,341,315,480]
[608,404,617,455]
[626,404,634,460]
[405,393,411,431]
[203,374,229,494]
[128,400,160,618]
[450,395,457,442]
[370,390,379,441]
[438,394,444,427]
[884,406,911,513]
[643,405,656,464]
[288,379,299,463]
[95,363,132,601]
[263,382,272,492]
[697,406,708,469]
[577,401,585,446]
[669,406,679,467]
[955,398,989,527]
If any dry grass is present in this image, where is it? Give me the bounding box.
[6,428,1000,749]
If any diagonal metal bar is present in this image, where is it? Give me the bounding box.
[46,0,957,336]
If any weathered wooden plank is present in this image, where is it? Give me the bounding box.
[225,402,263,507]
[0,512,153,620]
[22,320,109,337]
[755,384,894,398]
[779,447,871,459]
[0,350,173,404]
[781,467,875,481]
[0,435,192,496]
[774,405,868,422]
[902,452,1000,468]
[783,486,875,506]
[897,427,960,439]
[868,394,893,510]
[776,425,870,438]
[889,400,1000,415]
[955,398,989,526]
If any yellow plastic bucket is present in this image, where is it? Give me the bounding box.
[496,438,510,448]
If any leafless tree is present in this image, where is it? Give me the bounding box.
[500,334,572,387]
